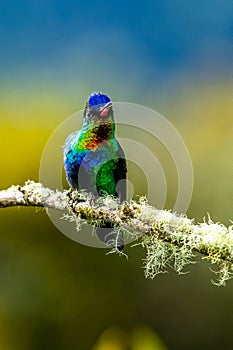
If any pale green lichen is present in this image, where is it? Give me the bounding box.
[3,181,232,287]
[135,200,233,286]
[23,180,51,203]
[211,262,233,287]
[65,191,233,286]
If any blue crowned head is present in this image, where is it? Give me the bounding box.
[88,92,111,110]
[82,92,115,132]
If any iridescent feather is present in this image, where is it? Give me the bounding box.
[63,92,127,249]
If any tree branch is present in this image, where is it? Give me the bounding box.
[0,182,66,210]
[0,180,232,286]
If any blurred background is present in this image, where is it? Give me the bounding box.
[0,0,232,349]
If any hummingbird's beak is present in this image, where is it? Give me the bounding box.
[100,101,112,117]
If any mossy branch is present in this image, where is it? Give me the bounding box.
[0,180,232,286]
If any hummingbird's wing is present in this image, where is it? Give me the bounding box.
[63,130,83,188]
[95,155,127,251]
[113,157,127,202]
[115,141,127,202]
[63,130,80,154]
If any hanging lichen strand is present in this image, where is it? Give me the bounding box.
[0,180,232,287]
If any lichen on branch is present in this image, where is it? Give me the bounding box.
[0,180,232,286]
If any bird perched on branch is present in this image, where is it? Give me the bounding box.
[63,92,127,250]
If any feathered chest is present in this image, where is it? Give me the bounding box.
[79,138,119,170]
[81,124,114,150]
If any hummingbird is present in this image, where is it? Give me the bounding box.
[63,92,127,250]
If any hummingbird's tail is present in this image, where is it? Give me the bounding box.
[96,224,124,251]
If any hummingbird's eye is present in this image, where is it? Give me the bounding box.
[85,109,92,119]
[86,107,98,120]
[86,93,112,120]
